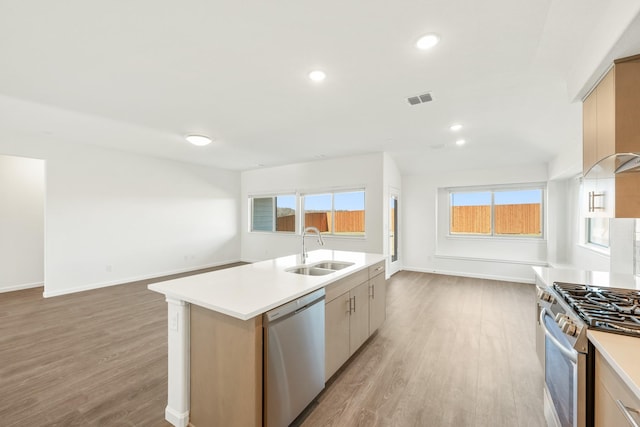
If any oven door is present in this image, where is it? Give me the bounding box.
[540,307,587,427]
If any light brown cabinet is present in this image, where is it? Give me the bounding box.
[583,68,615,174]
[190,305,262,427]
[369,265,386,333]
[348,280,371,354]
[594,349,640,427]
[583,54,640,218]
[324,293,351,381]
[324,261,387,381]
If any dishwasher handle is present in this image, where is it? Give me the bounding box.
[264,288,326,324]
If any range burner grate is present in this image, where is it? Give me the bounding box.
[553,282,640,337]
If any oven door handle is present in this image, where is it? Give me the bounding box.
[539,307,579,363]
[616,400,640,427]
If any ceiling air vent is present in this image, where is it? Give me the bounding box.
[407,92,433,105]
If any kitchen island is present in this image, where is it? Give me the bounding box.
[149,250,386,427]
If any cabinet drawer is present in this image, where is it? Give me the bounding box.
[368,261,385,278]
[595,350,640,427]
[325,269,368,303]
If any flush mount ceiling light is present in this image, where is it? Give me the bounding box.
[416,34,440,50]
[185,135,212,146]
[450,124,463,132]
[308,70,326,82]
[455,139,466,146]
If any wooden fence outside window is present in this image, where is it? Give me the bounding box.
[276,211,365,233]
[450,203,541,236]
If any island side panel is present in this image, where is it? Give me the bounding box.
[189,305,262,427]
[165,298,190,427]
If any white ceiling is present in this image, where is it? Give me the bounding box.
[1,0,639,174]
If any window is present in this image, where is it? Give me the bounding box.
[303,190,365,236]
[586,218,609,248]
[450,191,492,235]
[250,194,296,232]
[449,186,543,238]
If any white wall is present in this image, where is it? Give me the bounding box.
[1,134,241,296]
[402,163,549,283]
[0,155,45,292]
[241,153,385,262]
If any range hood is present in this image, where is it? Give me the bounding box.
[584,153,640,179]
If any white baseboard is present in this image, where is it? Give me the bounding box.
[0,281,43,293]
[42,259,242,298]
[402,265,535,284]
[165,406,189,427]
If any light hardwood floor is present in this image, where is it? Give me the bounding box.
[1,270,544,426]
[0,264,244,427]
[301,271,545,427]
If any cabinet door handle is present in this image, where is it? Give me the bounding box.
[370,284,375,299]
[588,191,594,212]
[616,400,640,427]
[352,296,356,313]
[347,297,352,314]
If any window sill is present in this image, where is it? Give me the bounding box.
[249,231,297,235]
[577,242,610,257]
[445,234,547,243]
[248,231,366,240]
[434,254,547,266]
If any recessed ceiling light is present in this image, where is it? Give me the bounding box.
[450,124,463,132]
[185,135,212,146]
[455,139,466,146]
[416,34,440,50]
[308,70,326,82]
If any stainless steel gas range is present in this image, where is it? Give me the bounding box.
[536,281,640,427]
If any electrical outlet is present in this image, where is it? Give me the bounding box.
[169,312,178,331]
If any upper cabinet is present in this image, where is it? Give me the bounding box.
[583,54,640,218]
[583,68,615,173]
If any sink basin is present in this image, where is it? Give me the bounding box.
[312,261,354,270]
[285,260,355,276]
[286,266,335,276]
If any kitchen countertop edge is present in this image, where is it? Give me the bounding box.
[148,250,386,321]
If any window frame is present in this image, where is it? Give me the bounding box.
[447,183,546,240]
[585,217,610,249]
[578,177,610,253]
[301,188,366,238]
[248,193,297,234]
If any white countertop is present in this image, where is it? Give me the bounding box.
[532,266,640,291]
[588,330,640,400]
[148,250,385,321]
[533,266,640,400]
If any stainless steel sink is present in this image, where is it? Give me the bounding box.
[312,261,354,270]
[285,260,355,276]
[286,266,335,276]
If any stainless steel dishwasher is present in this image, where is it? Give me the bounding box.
[263,288,325,427]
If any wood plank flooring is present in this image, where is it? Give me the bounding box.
[0,264,244,427]
[301,272,545,427]
[1,269,544,427]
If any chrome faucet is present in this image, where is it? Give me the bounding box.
[301,226,324,263]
